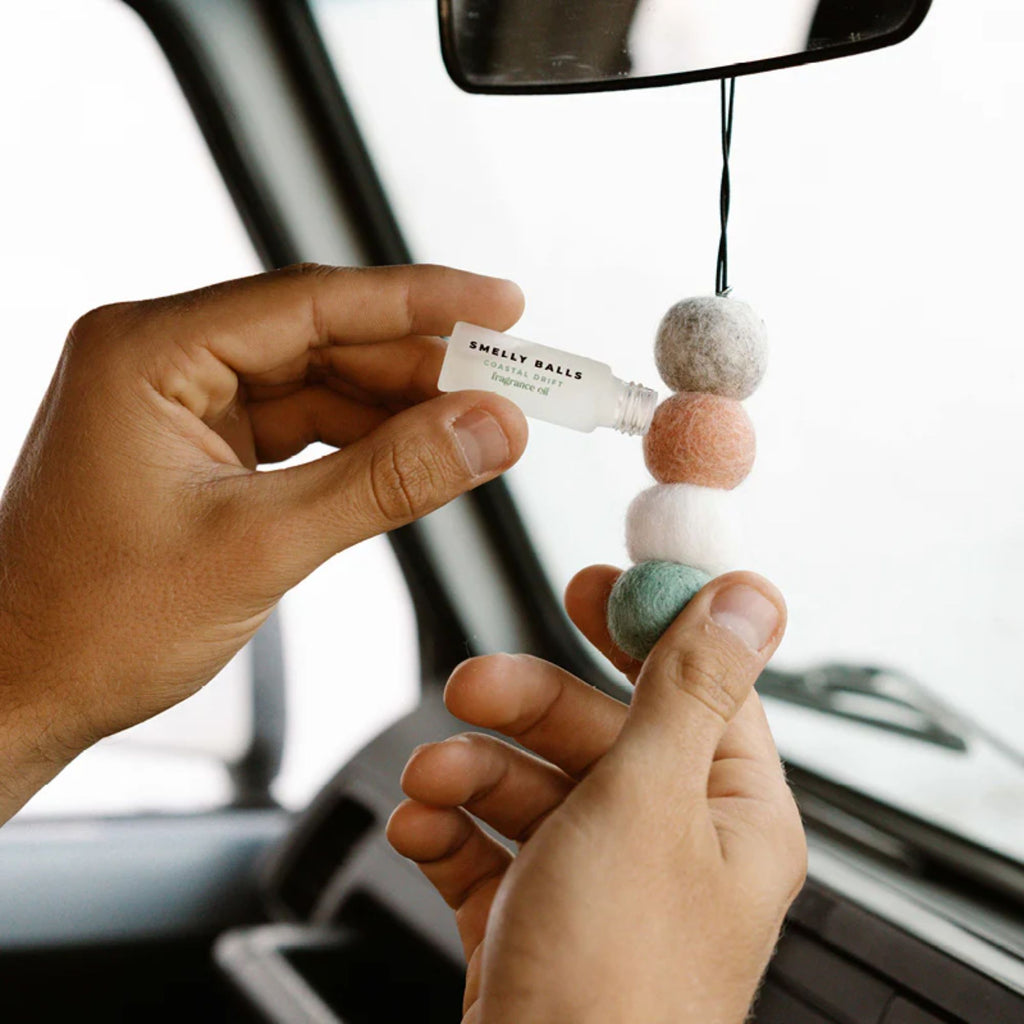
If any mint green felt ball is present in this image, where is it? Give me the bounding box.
[607,561,712,662]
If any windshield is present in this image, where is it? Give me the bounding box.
[313,0,1024,862]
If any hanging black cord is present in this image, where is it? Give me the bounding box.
[716,77,737,296]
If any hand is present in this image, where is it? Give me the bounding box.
[0,264,527,819]
[388,567,805,1024]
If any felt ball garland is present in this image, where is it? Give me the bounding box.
[607,295,767,662]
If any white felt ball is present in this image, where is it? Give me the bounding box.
[625,484,742,576]
[655,296,768,400]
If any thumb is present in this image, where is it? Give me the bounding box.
[612,572,786,794]
[255,390,528,588]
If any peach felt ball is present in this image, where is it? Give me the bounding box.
[643,392,755,489]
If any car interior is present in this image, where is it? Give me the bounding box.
[2,0,1024,1021]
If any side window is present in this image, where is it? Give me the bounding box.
[2,0,417,817]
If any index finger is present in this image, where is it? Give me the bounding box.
[564,565,643,682]
[138,263,525,376]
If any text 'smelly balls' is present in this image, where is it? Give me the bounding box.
[625,484,741,575]
[654,296,768,400]
[607,561,712,662]
[643,393,755,489]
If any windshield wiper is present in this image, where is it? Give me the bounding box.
[760,663,990,756]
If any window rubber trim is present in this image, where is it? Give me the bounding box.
[790,765,1024,922]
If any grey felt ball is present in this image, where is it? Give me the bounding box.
[654,296,768,400]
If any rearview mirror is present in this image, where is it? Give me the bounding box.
[438,0,933,93]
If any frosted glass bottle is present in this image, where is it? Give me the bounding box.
[438,322,658,435]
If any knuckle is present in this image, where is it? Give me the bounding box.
[787,846,809,904]
[407,742,434,762]
[454,731,493,752]
[278,263,345,345]
[66,302,137,356]
[440,732,492,769]
[660,646,745,724]
[280,261,335,280]
[778,844,809,908]
[448,654,487,682]
[368,441,443,526]
[765,789,808,902]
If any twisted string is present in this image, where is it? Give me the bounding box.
[716,77,737,297]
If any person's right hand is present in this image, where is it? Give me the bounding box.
[389,568,805,1024]
[0,263,527,820]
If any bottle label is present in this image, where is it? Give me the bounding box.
[438,322,646,434]
[439,323,603,400]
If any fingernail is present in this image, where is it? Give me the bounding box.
[710,584,779,653]
[453,408,510,476]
